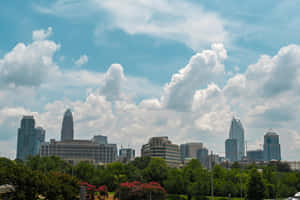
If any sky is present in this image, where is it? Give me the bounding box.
[1,0,300,160]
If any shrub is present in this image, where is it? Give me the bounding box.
[114,181,167,200]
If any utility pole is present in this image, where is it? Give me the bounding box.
[240,164,243,200]
[210,150,214,200]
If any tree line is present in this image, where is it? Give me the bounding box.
[0,155,299,200]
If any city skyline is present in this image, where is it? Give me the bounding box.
[1,1,300,161]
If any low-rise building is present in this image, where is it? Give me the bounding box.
[141,136,181,167]
[40,138,117,165]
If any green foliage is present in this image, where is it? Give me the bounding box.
[143,158,168,183]
[246,168,265,200]
[1,155,300,199]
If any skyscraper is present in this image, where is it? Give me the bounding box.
[228,117,245,160]
[225,138,238,162]
[17,116,45,160]
[264,131,281,161]
[61,109,74,141]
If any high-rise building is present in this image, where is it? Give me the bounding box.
[247,150,264,161]
[61,109,74,141]
[119,148,135,163]
[264,131,281,161]
[227,117,245,160]
[40,138,118,165]
[197,148,209,168]
[225,138,238,162]
[141,137,181,167]
[16,116,45,160]
[180,143,203,161]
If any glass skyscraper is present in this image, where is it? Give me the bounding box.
[61,109,74,141]
[225,117,245,161]
[225,138,238,162]
[264,131,281,161]
[16,116,45,160]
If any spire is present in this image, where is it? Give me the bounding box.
[61,108,74,141]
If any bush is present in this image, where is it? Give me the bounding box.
[114,181,167,200]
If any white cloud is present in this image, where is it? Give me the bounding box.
[162,43,227,111]
[35,0,228,51]
[100,64,125,101]
[32,27,53,41]
[0,28,60,87]
[74,54,88,67]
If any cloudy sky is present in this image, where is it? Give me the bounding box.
[1,0,300,160]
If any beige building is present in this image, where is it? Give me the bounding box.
[40,138,117,165]
[283,161,300,171]
[141,137,181,167]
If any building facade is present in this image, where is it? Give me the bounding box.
[197,148,209,168]
[264,131,281,161]
[141,137,181,167]
[40,139,117,165]
[61,109,74,141]
[226,117,245,161]
[180,143,203,161]
[16,116,45,160]
[119,148,135,163]
[247,150,264,161]
[225,138,238,162]
[92,135,108,144]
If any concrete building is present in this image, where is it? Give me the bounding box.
[119,148,135,163]
[61,109,74,141]
[264,131,281,161]
[141,136,181,167]
[283,161,300,171]
[247,150,264,161]
[180,143,203,161]
[40,138,117,165]
[16,116,45,160]
[225,138,238,162]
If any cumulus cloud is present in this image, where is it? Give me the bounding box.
[162,43,227,111]
[32,27,53,41]
[100,64,125,101]
[74,54,88,67]
[0,28,60,87]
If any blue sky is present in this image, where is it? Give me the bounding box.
[1,0,300,160]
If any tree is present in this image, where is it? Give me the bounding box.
[143,158,168,184]
[163,168,184,194]
[131,157,152,170]
[246,168,265,200]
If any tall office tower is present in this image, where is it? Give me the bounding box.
[197,148,209,168]
[141,137,181,167]
[61,109,74,141]
[17,116,45,160]
[225,138,238,162]
[180,143,203,161]
[264,131,281,161]
[228,117,245,160]
[36,127,46,143]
